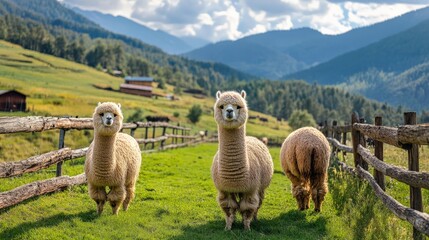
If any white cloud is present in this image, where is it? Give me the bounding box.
[59,0,429,42]
[344,2,426,27]
[60,0,133,16]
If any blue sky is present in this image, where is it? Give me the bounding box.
[59,0,429,42]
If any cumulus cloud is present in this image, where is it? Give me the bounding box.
[59,0,429,42]
[59,0,132,16]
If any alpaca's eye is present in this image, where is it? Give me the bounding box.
[219,105,224,109]
[99,113,104,117]
[114,114,117,117]
[237,106,242,109]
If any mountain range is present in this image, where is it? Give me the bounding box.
[72,8,210,54]
[285,18,429,111]
[184,6,429,80]
[0,0,427,118]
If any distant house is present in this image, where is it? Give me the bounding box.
[0,90,26,112]
[120,76,153,98]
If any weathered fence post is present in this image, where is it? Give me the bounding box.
[351,112,361,168]
[160,126,167,149]
[56,129,66,177]
[152,126,156,149]
[342,122,348,160]
[130,127,137,138]
[374,116,385,191]
[144,126,148,150]
[181,128,185,143]
[332,121,338,157]
[359,118,368,170]
[404,112,424,240]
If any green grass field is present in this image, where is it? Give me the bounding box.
[0,144,350,240]
[0,143,426,239]
[0,40,428,239]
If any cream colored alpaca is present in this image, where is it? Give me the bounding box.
[280,127,330,212]
[211,90,273,230]
[85,102,142,215]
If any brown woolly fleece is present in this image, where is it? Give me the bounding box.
[85,102,142,215]
[211,91,273,230]
[280,127,330,212]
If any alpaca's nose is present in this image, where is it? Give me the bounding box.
[226,109,233,114]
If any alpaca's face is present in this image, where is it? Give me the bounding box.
[214,91,248,129]
[101,112,116,126]
[93,102,123,136]
[221,104,240,121]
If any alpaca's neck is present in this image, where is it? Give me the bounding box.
[218,126,249,171]
[92,132,116,174]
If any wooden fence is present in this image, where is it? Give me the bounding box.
[321,112,429,239]
[0,116,209,210]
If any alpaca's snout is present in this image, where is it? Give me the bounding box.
[105,119,113,126]
[226,109,234,118]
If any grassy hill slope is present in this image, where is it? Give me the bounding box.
[0,40,289,161]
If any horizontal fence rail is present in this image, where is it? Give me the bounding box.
[0,116,210,211]
[0,116,191,134]
[0,173,86,209]
[322,112,429,239]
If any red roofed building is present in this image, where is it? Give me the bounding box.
[120,76,153,97]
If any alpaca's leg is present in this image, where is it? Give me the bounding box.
[285,170,310,210]
[310,173,328,212]
[254,190,265,221]
[107,186,126,215]
[239,192,259,230]
[88,184,107,215]
[218,191,238,230]
[123,182,136,211]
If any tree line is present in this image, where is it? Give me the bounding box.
[0,0,410,125]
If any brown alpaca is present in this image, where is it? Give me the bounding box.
[85,102,142,215]
[280,127,330,212]
[211,90,273,230]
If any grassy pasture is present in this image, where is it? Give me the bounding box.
[0,143,427,239]
[0,40,428,239]
[0,40,290,162]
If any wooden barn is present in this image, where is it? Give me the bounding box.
[120,76,153,97]
[0,90,26,112]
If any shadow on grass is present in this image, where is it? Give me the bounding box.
[170,210,328,240]
[0,210,97,239]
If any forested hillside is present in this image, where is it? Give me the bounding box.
[285,19,429,111]
[233,80,404,125]
[0,0,254,93]
[0,0,408,124]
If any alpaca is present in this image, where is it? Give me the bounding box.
[280,127,330,212]
[261,137,268,146]
[85,102,142,215]
[211,90,273,230]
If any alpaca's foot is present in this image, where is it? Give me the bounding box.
[110,201,121,215]
[123,202,129,211]
[96,200,105,215]
[241,210,254,230]
[224,212,235,230]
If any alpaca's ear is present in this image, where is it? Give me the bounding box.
[240,90,246,99]
[97,102,101,106]
[117,103,121,109]
[216,91,221,100]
